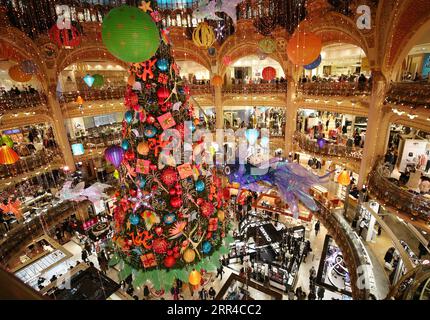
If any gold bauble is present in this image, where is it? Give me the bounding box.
[137,141,149,155]
[217,210,225,222]
[183,248,196,263]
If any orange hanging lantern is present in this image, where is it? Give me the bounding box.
[0,145,20,165]
[76,96,84,105]
[211,75,223,87]
[8,65,32,83]
[189,269,201,286]
[337,170,351,186]
[262,66,276,81]
[286,30,321,65]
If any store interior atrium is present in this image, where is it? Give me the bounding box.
[1,0,430,302]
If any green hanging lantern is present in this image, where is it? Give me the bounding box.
[102,5,160,63]
[92,74,104,88]
[1,135,14,148]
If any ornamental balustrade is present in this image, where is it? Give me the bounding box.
[294,131,363,160]
[297,82,372,97]
[0,91,48,113]
[223,82,288,94]
[367,160,430,223]
[385,82,430,111]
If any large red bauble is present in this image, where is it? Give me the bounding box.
[201,201,215,218]
[161,167,179,186]
[157,87,170,103]
[170,197,182,208]
[164,256,176,268]
[262,66,276,81]
[169,188,177,196]
[146,115,156,124]
[124,150,135,161]
[152,238,168,254]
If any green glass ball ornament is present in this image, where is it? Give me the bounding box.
[102,5,160,63]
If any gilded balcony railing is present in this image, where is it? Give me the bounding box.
[297,82,372,97]
[385,82,430,110]
[0,148,62,180]
[294,131,363,160]
[223,82,288,94]
[0,92,48,113]
[59,87,126,103]
[367,160,430,223]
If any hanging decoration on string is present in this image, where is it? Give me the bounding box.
[287,29,322,66]
[194,0,242,25]
[262,66,276,81]
[0,145,20,165]
[92,74,104,88]
[192,22,215,49]
[8,65,32,83]
[83,74,95,87]
[304,54,322,70]
[214,22,225,41]
[102,5,160,63]
[258,38,277,54]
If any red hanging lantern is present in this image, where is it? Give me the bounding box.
[49,25,81,48]
[262,66,276,81]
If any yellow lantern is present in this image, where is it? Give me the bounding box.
[183,248,196,263]
[76,96,84,105]
[217,210,225,222]
[189,269,201,286]
[192,23,215,49]
[137,141,149,156]
[337,170,351,186]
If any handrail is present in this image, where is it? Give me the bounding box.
[297,82,371,97]
[0,267,46,300]
[223,82,288,94]
[386,82,430,110]
[367,160,430,222]
[294,131,363,160]
[0,92,48,112]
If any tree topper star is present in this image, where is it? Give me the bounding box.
[139,1,153,12]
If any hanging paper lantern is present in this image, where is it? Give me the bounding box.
[287,30,322,65]
[156,59,169,72]
[262,66,276,81]
[337,170,351,186]
[195,180,205,192]
[92,74,104,87]
[144,125,157,138]
[121,139,130,150]
[8,65,32,83]
[258,38,277,54]
[49,24,81,48]
[317,137,326,149]
[1,135,14,148]
[183,248,196,263]
[222,55,232,66]
[161,167,179,187]
[189,269,201,286]
[192,22,215,49]
[164,256,176,268]
[202,241,212,254]
[76,96,84,105]
[137,141,149,155]
[104,146,124,168]
[211,75,223,87]
[304,54,322,70]
[124,110,134,124]
[83,74,95,87]
[129,214,140,225]
[102,5,160,63]
[19,60,38,75]
[0,145,19,165]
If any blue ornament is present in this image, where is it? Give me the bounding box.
[178,86,185,95]
[260,136,270,147]
[83,74,95,87]
[304,55,322,70]
[144,125,157,138]
[208,47,216,56]
[121,139,130,150]
[163,213,176,225]
[195,180,205,192]
[202,241,212,254]
[156,58,169,72]
[129,214,140,225]
[124,110,134,124]
[138,176,146,188]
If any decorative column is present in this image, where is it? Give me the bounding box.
[357,71,387,188]
[47,87,76,172]
[214,84,223,130]
[284,77,298,157]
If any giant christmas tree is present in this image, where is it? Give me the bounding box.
[103,3,232,291]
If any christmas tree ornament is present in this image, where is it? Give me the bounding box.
[104,146,124,168]
[156,58,169,71]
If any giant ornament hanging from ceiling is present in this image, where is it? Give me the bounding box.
[8,65,32,83]
[49,24,82,48]
[286,30,322,66]
[304,54,322,70]
[258,38,277,54]
[262,66,276,81]
[102,5,160,63]
[192,22,216,49]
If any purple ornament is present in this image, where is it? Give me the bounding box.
[317,138,326,149]
[104,145,124,168]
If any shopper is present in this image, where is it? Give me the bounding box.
[199,288,208,300]
[358,219,366,237]
[287,289,295,300]
[143,285,150,300]
[308,289,317,300]
[314,220,320,236]
[216,265,225,280]
[309,266,317,283]
[171,284,180,300]
[317,286,325,300]
[209,287,216,300]
[81,249,89,263]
